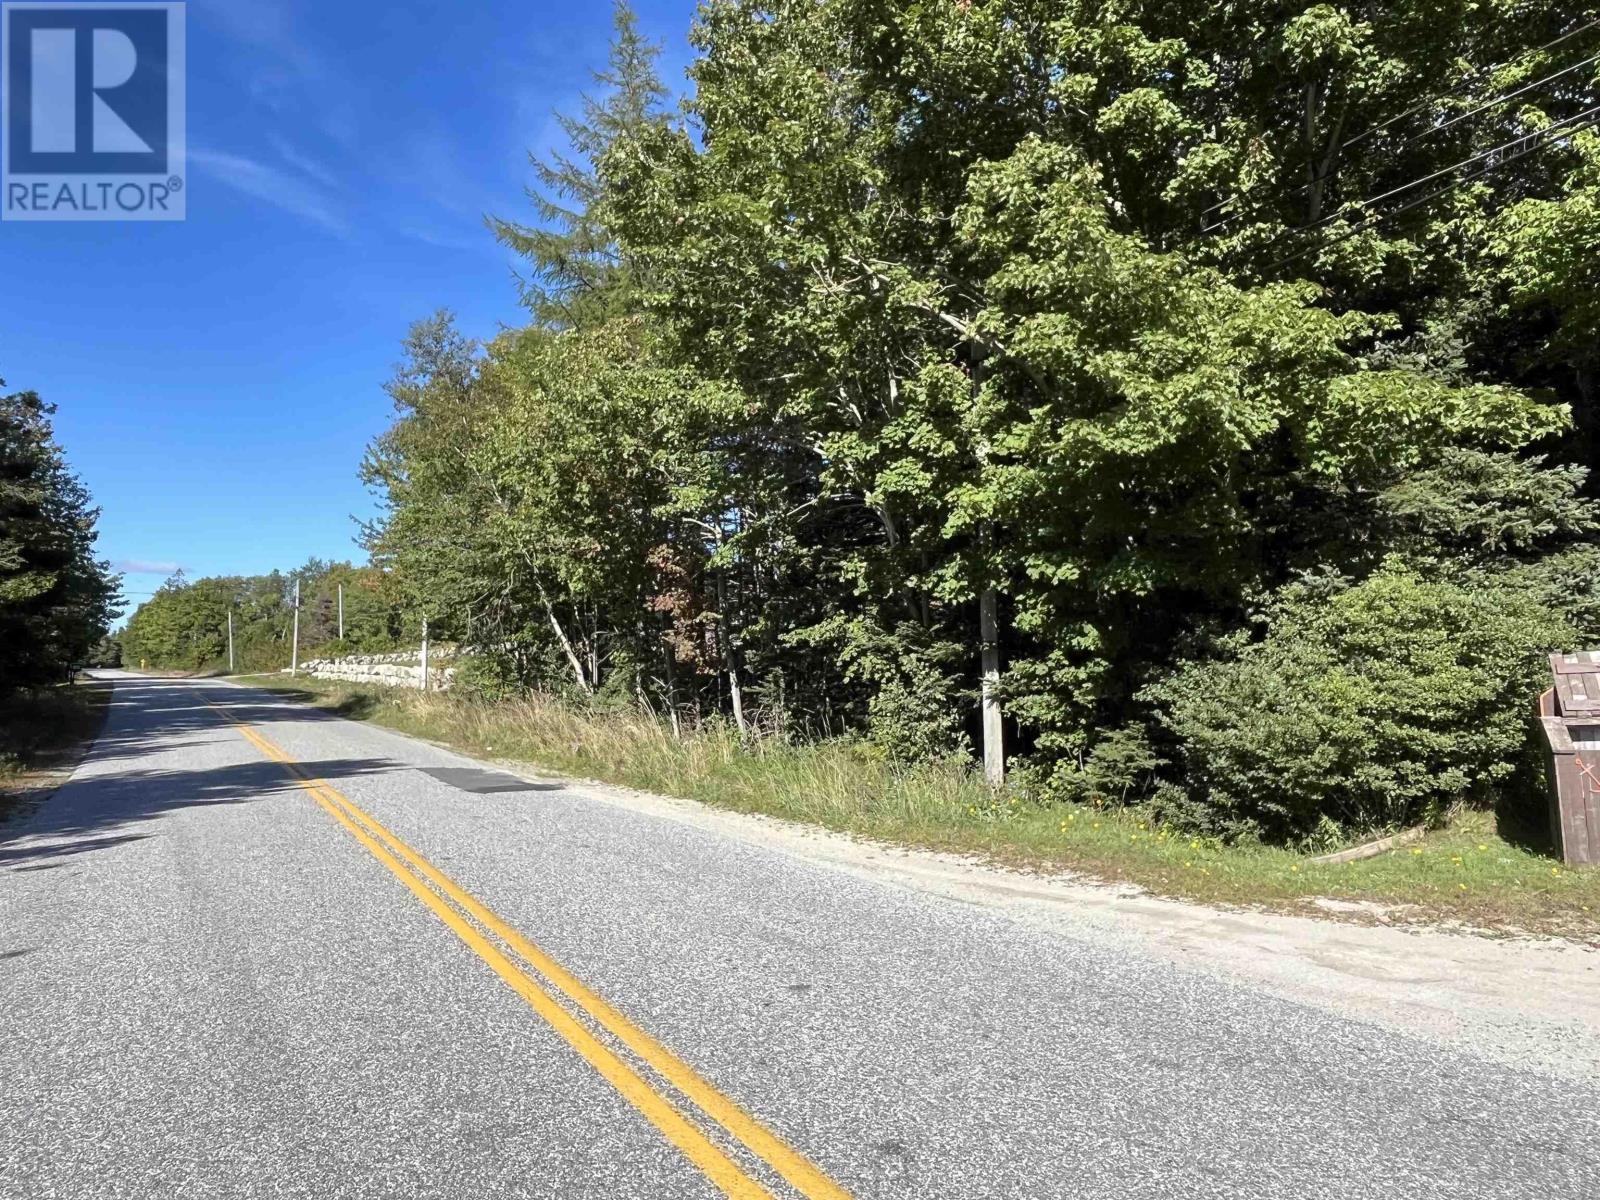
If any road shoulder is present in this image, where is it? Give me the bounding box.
[215,674,1600,1083]
[0,680,111,826]
[510,765,1600,1083]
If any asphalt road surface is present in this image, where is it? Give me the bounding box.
[3,674,1597,1199]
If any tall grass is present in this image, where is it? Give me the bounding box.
[317,683,993,838]
[236,675,1600,938]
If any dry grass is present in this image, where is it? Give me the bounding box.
[244,675,991,829]
[235,674,1600,941]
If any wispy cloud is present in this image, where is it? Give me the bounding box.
[116,559,185,575]
[190,146,350,234]
[401,224,500,254]
[267,134,342,192]
[199,0,363,146]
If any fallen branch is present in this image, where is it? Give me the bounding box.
[1307,825,1428,866]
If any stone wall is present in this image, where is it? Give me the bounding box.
[293,650,455,692]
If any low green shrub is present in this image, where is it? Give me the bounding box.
[451,650,526,703]
[1148,564,1573,842]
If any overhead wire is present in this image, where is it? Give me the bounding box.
[1261,105,1600,272]
[1196,17,1600,232]
[1198,48,1600,236]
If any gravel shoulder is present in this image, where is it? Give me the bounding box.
[468,744,1600,1084]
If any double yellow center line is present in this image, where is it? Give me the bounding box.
[205,692,849,1200]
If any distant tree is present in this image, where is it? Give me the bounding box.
[87,633,122,668]
[122,563,398,672]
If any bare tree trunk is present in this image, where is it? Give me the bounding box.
[727,660,747,735]
[1303,80,1347,225]
[660,637,682,739]
[525,563,591,694]
[972,336,1005,788]
[715,569,748,737]
[587,604,601,689]
[546,606,591,694]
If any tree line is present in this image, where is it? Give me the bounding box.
[119,561,410,673]
[0,384,118,697]
[144,2,1600,845]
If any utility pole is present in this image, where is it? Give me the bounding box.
[980,587,1004,788]
[337,584,344,641]
[291,579,301,675]
[973,337,1005,789]
[420,616,430,692]
[227,610,235,674]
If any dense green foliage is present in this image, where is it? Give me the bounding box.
[1149,563,1575,841]
[121,561,405,673]
[355,2,1600,843]
[0,385,118,695]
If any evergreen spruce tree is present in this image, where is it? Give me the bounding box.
[490,1,667,329]
[0,385,119,693]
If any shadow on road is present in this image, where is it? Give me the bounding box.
[234,684,382,722]
[67,674,375,768]
[0,676,397,867]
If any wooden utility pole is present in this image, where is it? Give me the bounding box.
[337,584,344,641]
[226,610,235,674]
[290,579,301,675]
[420,616,430,692]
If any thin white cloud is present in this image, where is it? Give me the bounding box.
[267,135,341,191]
[116,559,185,575]
[401,225,498,253]
[199,0,363,148]
[190,146,350,235]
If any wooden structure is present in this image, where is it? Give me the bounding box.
[1537,651,1600,867]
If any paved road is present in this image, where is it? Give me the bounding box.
[2,674,1597,1199]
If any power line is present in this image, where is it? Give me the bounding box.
[1198,17,1600,230]
[1325,101,1598,225]
[1380,51,1600,155]
[1330,17,1600,156]
[1234,101,1600,268]
[1260,107,1600,272]
[1198,49,1600,236]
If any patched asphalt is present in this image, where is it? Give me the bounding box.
[2,674,1596,1198]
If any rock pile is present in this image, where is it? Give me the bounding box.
[294,650,455,691]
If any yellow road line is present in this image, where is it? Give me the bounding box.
[320,781,852,1200]
[227,722,774,1200]
[207,695,850,1200]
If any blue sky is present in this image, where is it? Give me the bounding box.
[0,0,697,614]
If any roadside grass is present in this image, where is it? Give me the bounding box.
[0,681,110,821]
[233,673,1600,940]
